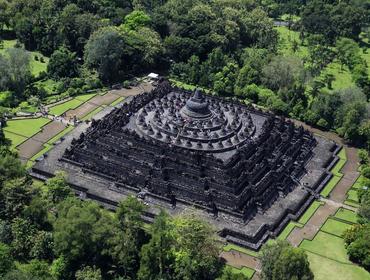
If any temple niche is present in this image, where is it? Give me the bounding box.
[32,79,340,249]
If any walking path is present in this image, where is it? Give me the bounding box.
[16,83,152,163]
[221,121,360,278]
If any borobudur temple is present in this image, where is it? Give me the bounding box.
[31,79,341,249]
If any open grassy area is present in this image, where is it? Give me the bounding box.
[227,265,255,279]
[299,201,324,224]
[299,231,350,264]
[4,131,27,149]
[34,79,61,96]
[321,218,352,237]
[75,93,96,102]
[276,26,308,59]
[334,208,358,224]
[321,175,342,197]
[306,251,370,280]
[110,96,125,106]
[277,221,303,240]
[46,126,74,145]
[81,107,104,121]
[49,99,84,116]
[49,93,97,116]
[321,62,355,91]
[4,117,50,138]
[0,40,48,77]
[223,244,259,258]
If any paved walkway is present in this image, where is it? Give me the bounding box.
[221,122,360,276]
[16,84,152,163]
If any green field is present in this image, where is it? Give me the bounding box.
[49,99,84,116]
[0,40,48,76]
[3,131,27,148]
[223,244,259,258]
[227,265,255,279]
[81,107,104,121]
[321,62,355,91]
[300,231,350,264]
[276,26,309,58]
[4,117,50,138]
[277,221,303,240]
[306,251,370,280]
[321,175,342,197]
[49,93,96,116]
[321,218,352,237]
[334,208,358,224]
[299,201,324,224]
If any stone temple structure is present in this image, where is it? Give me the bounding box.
[31,79,340,249]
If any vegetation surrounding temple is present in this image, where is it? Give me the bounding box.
[0,0,369,279]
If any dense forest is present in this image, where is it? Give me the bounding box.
[0,0,370,279]
[0,0,369,149]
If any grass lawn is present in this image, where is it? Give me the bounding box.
[320,218,352,237]
[4,117,50,138]
[0,40,48,77]
[81,107,104,121]
[346,189,359,203]
[299,231,350,264]
[321,175,341,197]
[223,244,259,258]
[227,265,255,279]
[321,61,355,91]
[276,26,308,58]
[306,251,370,280]
[299,201,324,224]
[344,200,360,208]
[75,93,96,102]
[335,208,358,224]
[331,159,346,176]
[277,221,303,240]
[110,96,125,106]
[4,131,27,149]
[49,99,84,116]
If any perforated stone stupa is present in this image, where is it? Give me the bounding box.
[31,79,340,249]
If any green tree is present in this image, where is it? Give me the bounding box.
[213,63,239,96]
[45,171,73,205]
[138,210,174,280]
[53,198,114,269]
[47,47,79,79]
[336,38,362,70]
[123,10,151,30]
[75,266,102,280]
[84,27,127,83]
[260,240,313,280]
[109,196,148,278]
[0,243,14,276]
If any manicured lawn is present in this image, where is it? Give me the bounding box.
[321,218,352,237]
[321,175,341,197]
[4,117,50,138]
[49,99,84,116]
[277,221,303,240]
[81,107,104,121]
[110,96,125,106]
[227,265,255,279]
[306,251,370,280]
[338,148,347,160]
[223,244,259,258]
[346,189,359,203]
[75,93,96,102]
[299,201,324,224]
[299,231,350,264]
[4,131,27,148]
[331,159,346,176]
[335,208,358,224]
[344,200,360,208]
